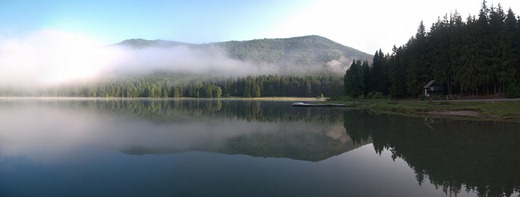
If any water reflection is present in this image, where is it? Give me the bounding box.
[0,99,365,162]
[2,98,519,196]
[344,110,520,197]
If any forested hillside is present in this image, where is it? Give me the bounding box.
[119,35,372,75]
[220,35,371,73]
[345,2,520,98]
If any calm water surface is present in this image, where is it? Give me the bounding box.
[0,98,519,196]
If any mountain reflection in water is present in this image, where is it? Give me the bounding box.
[0,98,519,197]
[0,99,366,163]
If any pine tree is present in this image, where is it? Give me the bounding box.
[344,60,365,98]
[371,49,389,94]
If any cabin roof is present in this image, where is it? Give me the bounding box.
[423,80,436,89]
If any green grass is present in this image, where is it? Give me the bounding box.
[476,101,520,120]
[332,99,520,122]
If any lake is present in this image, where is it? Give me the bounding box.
[0,98,519,197]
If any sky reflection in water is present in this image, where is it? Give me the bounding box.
[0,99,518,197]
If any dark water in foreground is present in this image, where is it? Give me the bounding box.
[0,98,519,197]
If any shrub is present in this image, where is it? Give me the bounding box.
[366,92,375,99]
[373,92,384,99]
[366,91,385,99]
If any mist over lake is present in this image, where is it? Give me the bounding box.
[0,98,518,196]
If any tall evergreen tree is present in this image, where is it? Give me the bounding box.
[344,60,365,98]
[388,46,408,98]
[405,21,431,97]
[362,60,371,96]
[371,49,389,94]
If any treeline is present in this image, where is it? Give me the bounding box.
[45,74,343,98]
[345,1,520,98]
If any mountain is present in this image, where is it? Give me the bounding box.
[118,35,372,75]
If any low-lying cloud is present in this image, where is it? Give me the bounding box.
[110,44,278,77]
[0,30,279,89]
[0,30,106,88]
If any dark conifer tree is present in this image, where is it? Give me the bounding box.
[344,60,365,98]
[371,49,389,94]
[362,60,371,96]
[388,46,408,98]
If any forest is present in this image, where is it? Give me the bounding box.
[42,73,344,98]
[345,1,520,98]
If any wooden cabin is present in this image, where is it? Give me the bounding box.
[423,80,443,97]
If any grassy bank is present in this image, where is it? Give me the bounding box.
[333,99,520,122]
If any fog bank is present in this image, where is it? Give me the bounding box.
[0,30,279,89]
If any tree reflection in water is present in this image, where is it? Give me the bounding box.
[344,110,520,197]
[9,99,366,162]
[4,98,518,196]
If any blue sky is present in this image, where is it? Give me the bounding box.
[0,1,310,46]
[1,0,519,53]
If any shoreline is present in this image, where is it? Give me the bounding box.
[3,96,518,122]
[333,99,520,122]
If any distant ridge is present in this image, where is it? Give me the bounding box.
[118,35,373,75]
